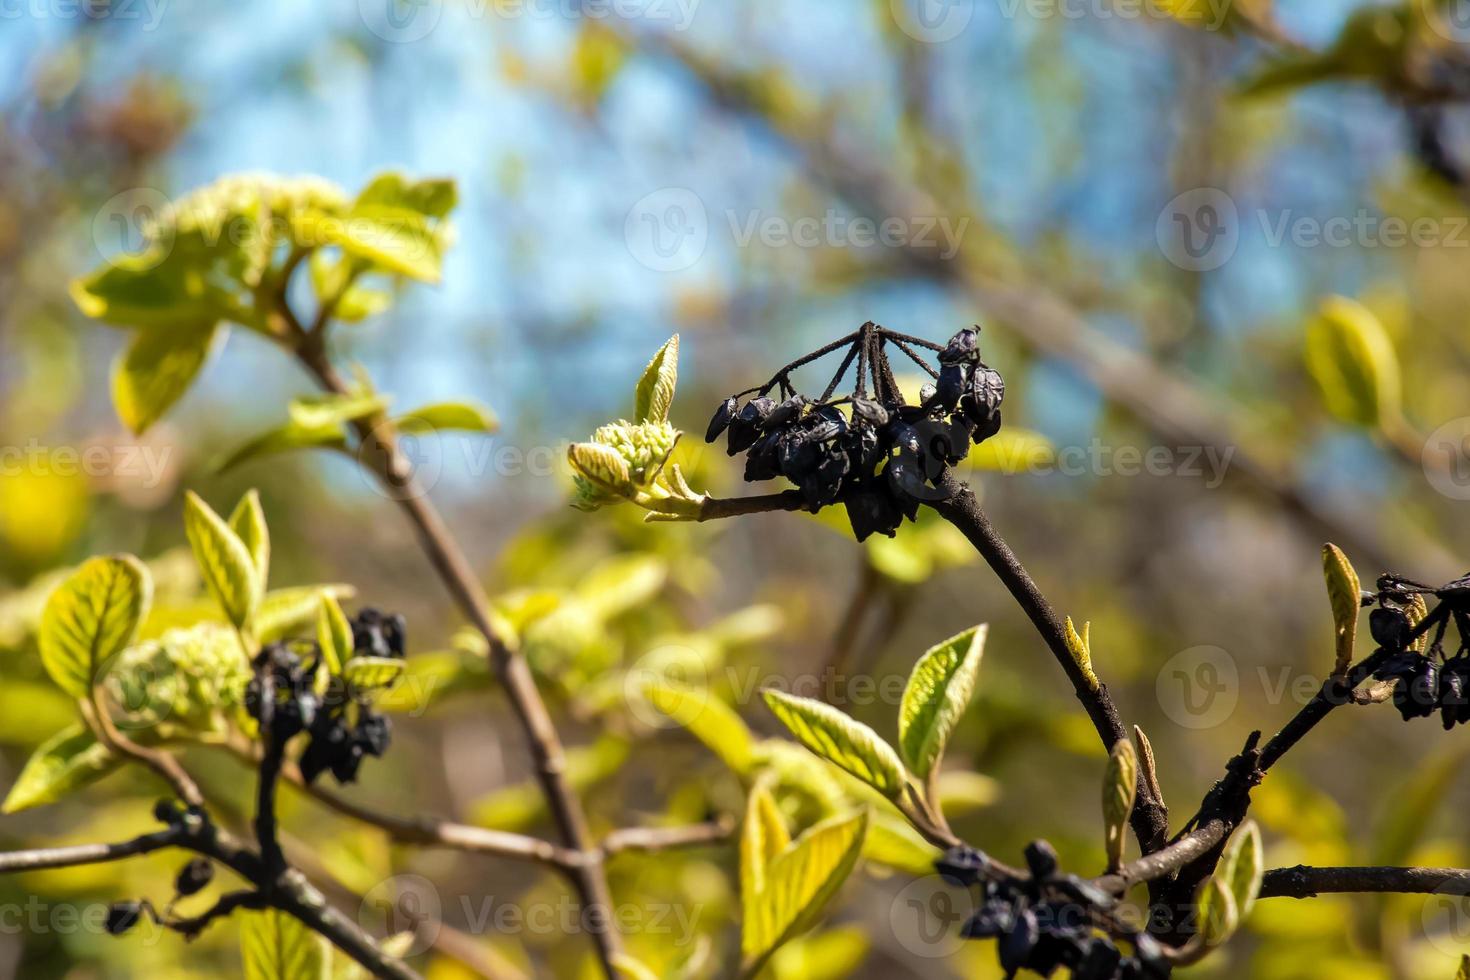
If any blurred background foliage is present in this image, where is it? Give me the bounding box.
[2,1,1470,977]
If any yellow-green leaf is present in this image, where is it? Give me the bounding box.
[634,335,679,424]
[1221,820,1264,922]
[1102,739,1137,872]
[897,624,986,779]
[184,491,260,629]
[741,784,792,900]
[643,681,755,775]
[568,442,635,496]
[1196,875,1239,947]
[394,401,498,436]
[741,809,869,974]
[39,555,152,697]
[1,725,119,813]
[317,594,353,676]
[111,321,222,435]
[230,490,271,589]
[241,908,330,980]
[1064,617,1099,692]
[319,205,446,283]
[862,810,941,876]
[288,392,388,430]
[611,956,661,980]
[344,656,404,692]
[1304,295,1402,428]
[762,689,907,799]
[255,585,356,644]
[1322,544,1360,677]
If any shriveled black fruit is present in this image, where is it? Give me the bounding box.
[1370,606,1412,651]
[153,799,184,827]
[761,395,807,431]
[175,858,214,897]
[932,363,967,412]
[936,845,989,887]
[705,396,737,442]
[106,902,142,936]
[726,396,775,454]
[998,906,1040,974]
[940,327,980,365]
[1023,840,1059,880]
[851,397,888,427]
[352,608,407,659]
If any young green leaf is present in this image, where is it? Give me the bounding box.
[1221,820,1264,921]
[111,321,222,434]
[214,421,350,474]
[229,490,271,588]
[611,956,661,980]
[642,681,755,775]
[1304,294,1402,428]
[1133,725,1163,803]
[741,784,792,900]
[634,334,680,424]
[69,251,229,329]
[321,206,446,283]
[568,442,636,498]
[255,585,357,644]
[1064,617,1099,692]
[316,594,353,676]
[394,401,499,436]
[897,624,987,779]
[1196,875,1239,948]
[39,555,152,697]
[1,726,119,813]
[1102,738,1138,872]
[761,689,907,799]
[354,172,458,219]
[184,491,260,629]
[240,908,330,980]
[741,808,869,975]
[288,392,389,430]
[344,657,405,692]
[1322,543,1360,677]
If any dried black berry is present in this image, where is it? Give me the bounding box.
[1023,840,1059,880]
[939,327,980,365]
[705,397,737,443]
[1370,607,1412,651]
[352,608,407,659]
[105,902,142,936]
[175,858,214,897]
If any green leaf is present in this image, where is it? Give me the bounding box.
[1196,876,1238,948]
[214,422,349,474]
[897,624,986,780]
[319,205,446,283]
[255,585,356,644]
[111,321,222,434]
[762,689,907,799]
[1102,738,1137,872]
[229,490,271,589]
[567,442,635,498]
[1,726,119,813]
[69,251,229,329]
[741,785,791,900]
[289,393,389,430]
[355,172,458,220]
[862,810,942,876]
[634,334,680,424]
[344,656,404,692]
[1304,295,1402,428]
[1221,820,1264,922]
[741,808,869,974]
[394,401,498,436]
[316,595,352,676]
[643,681,755,775]
[184,491,260,629]
[1322,543,1361,677]
[241,908,330,980]
[39,555,152,697]
[611,956,661,980]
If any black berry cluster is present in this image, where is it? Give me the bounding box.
[938,843,1166,980]
[1369,573,1470,727]
[706,323,1004,542]
[299,608,405,785]
[244,608,406,786]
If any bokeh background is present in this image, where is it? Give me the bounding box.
[3,1,1470,977]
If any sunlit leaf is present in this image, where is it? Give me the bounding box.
[69,251,229,329]
[317,205,446,283]
[768,926,870,980]
[634,335,680,424]
[643,681,754,775]
[862,811,941,876]
[241,908,330,980]
[184,491,260,629]
[1321,544,1361,677]
[762,689,906,799]
[741,808,869,974]
[354,172,458,220]
[1197,876,1239,947]
[344,656,404,692]
[111,321,222,434]
[394,401,498,436]
[230,490,271,589]
[1,726,118,813]
[316,594,352,676]
[897,624,986,780]
[741,784,791,900]
[1102,739,1137,872]
[1222,820,1264,922]
[39,555,152,697]
[288,392,388,430]
[256,585,356,644]
[1304,295,1402,428]
[1064,617,1099,692]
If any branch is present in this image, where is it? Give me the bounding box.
[601,818,735,857]
[0,829,183,874]
[928,472,1170,855]
[289,337,623,974]
[696,489,809,521]
[1261,865,1470,899]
